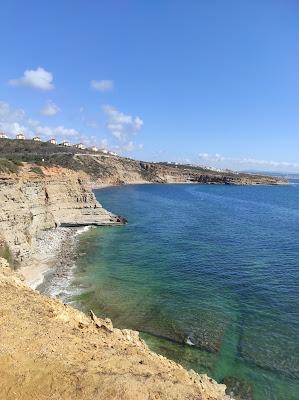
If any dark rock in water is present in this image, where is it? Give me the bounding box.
[222,376,253,400]
[116,215,128,224]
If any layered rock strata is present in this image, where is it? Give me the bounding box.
[0,164,124,266]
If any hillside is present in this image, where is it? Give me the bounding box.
[0,139,287,185]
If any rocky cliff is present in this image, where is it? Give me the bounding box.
[0,139,287,186]
[0,262,232,400]
[0,164,124,266]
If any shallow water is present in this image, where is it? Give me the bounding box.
[69,183,299,400]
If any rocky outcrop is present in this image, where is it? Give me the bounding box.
[0,264,232,400]
[0,164,124,266]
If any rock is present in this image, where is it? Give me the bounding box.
[90,310,114,332]
[0,257,9,268]
[0,165,126,266]
[222,376,253,400]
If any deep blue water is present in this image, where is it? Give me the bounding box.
[70,182,299,400]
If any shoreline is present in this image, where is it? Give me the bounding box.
[92,180,289,190]
[21,179,293,292]
[19,226,90,297]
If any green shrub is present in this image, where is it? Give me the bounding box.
[0,241,13,264]
[30,166,44,175]
[0,158,20,173]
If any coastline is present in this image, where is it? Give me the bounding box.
[26,179,292,296]
[91,180,289,190]
[20,226,90,298]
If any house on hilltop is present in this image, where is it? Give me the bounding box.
[32,136,41,142]
[91,146,98,152]
[74,143,85,150]
[0,133,8,139]
[59,140,71,147]
[16,133,25,140]
[48,138,57,145]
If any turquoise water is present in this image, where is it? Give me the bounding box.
[70,183,299,400]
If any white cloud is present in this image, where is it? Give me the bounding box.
[102,105,144,153]
[40,100,60,116]
[102,105,143,140]
[1,100,135,156]
[198,152,299,172]
[36,125,79,137]
[85,120,98,128]
[90,80,114,92]
[121,141,144,152]
[0,100,79,141]
[8,67,54,91]
[0,101,29,136]
[99,138,109,149]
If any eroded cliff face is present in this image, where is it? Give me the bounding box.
[68,154,287,186]
[0,263,232,400]
[0,164,123,266]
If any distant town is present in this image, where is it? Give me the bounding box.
[0,132,118,156]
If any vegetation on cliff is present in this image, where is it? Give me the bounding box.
[0,138,287,185]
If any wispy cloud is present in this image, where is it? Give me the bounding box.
[35,125,79,137]
[0,100,78,140]
[102,104,144,153]
[0,101,28,136]
[8,67,55,91]
[40,100,60,116]
[198,152,299,171]
[90,80,114,92]
[102,105,143,139]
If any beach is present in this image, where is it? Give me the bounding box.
[20,227,90,298]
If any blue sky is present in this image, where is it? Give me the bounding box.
[0,1,299,172]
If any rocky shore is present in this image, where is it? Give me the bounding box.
[20,227,80,293]
[0,164,125,269]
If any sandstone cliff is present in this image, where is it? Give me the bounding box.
[0,164,124,266]
[0,139,287,186]
[0,263,231,400]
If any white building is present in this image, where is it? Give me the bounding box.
[48,138,57,145]
[91,146,98,152]
[16,133,25,140]
[32,136,41,142]
[0,133,8,139]
[109,151,118,156]
[101,149,109,154]
[74,143,85,150]
[59,140,71,147]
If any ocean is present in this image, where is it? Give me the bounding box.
[67,182,299,400]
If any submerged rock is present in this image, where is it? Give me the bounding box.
[223,376,253,400]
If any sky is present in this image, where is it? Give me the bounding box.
[0,0,299,172]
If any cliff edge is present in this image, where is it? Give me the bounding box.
[0,163,125,266]
[0,139,287,186]
[0,262,231,400]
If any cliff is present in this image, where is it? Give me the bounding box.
[0,262,231,400]
[0,163,124,266]
[0,139,287,186]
